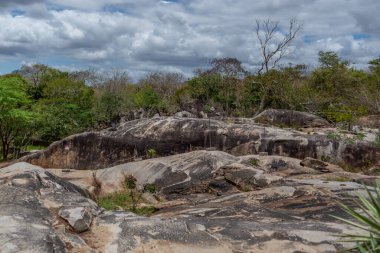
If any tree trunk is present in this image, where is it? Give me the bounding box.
[2,142,8,160]
[254,90,267,116]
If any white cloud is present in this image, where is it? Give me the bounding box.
[0,0,379,78]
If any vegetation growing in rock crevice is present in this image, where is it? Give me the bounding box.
[97,175,157,216]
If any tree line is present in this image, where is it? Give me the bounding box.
[0,51,379,160]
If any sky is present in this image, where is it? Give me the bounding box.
[0,0,379,80]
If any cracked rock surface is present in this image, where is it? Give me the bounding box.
[1,151,376,252]
[20,117,380,170]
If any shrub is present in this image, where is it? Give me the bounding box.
[97,175,157,216]
[147,148,157,158]
[125,175,137,189]
[143,183,156,193]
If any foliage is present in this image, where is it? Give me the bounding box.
[97,191,157,216]
[332,181,380,252]
[125,175,137,189]
[134,85,162,112]
[248,158,260,166]
[0,75,37,159]
[2,52,380,154]
[34,76,95,142]
[97,175,157,216]
[187,73,221,102]
[94,91,125,124]
[143,183,156,193]
[25,145,47,151]
[147,148,157,158]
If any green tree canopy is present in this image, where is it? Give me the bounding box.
[0,75,36,159]
[34,76,95,142]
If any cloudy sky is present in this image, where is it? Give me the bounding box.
[0,0,379,79]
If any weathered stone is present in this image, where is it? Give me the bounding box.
[0,163,99,253]
[19,117,380,170]
[174,111,196,118]
[301,157,343,173]
[356,115,380,128]
[253,109,331,128]
[1,155,377,252]
[94,150,239,196]
[59,206,93,233]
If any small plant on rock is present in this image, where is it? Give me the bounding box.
[147,148,157,158]
[125,175,137,189]
[97,175,157,216]
[248,158,260,166]
[332,181,380,252]
[143,183,156,193]
[326,131,342,141]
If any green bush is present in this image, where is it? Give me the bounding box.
[147,148,157,158]
[97,175,157,216]
[143,183,156,193]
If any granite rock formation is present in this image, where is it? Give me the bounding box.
[2,150,375,252]
[21,117,380,170]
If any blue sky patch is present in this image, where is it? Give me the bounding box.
[10,9,25,17]
[353,34,370,40]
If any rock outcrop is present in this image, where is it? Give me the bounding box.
[1,151,375,252]
[253,109,331,128]
[21,117,380,170]
[0,162,100,252]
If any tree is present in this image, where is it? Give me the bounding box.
[254,18,302,114]
[255,18,302,74]
[94,91,125,125]
[208,58,247,115]
[134,85,161,113]
[188,57,247,115]
[35,76,95,142]
[318,51,343,68]
[18,64,66,100]
[139,72,185,100]
[356,57,380,115]
[0,75,36,160]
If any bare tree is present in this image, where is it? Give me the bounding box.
[255,18,302,74]
[138,72,185,100]
[254,18,302,115]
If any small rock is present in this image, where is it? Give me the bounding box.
[174,111,196,118]
[59,206,93,233]
[199,111,208,118]
[300,157,330,172]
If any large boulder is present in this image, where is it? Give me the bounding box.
[0,163,99,252]
[254,109,331,128]
[21,117,380,171]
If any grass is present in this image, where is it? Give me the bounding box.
[97,190,157,216]
[248,158,260,166]
[97,176,158,216]
[25,145,47,151]
[331,177,352,182]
